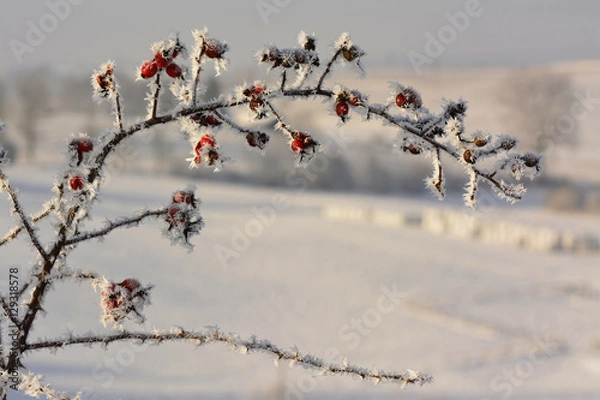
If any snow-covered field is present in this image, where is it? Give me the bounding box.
[2,61,600,399]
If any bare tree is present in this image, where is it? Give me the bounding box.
[0,28,542,399]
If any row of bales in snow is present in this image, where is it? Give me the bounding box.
[322,205,600,254]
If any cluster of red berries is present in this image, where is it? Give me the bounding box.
[166,189,203,244]
[334,92,362,122]
[140,43,184,79]
[290,131,317,155]
[102,279,140,309]
[395,87,422,110]
[190,134,219,167]
[167,190,195,228]
[243,83,267,119]
[101,278,148,323]
[94,64,115,98]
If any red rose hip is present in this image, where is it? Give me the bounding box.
[173,191,193,204]
[204,42,221,59]
[69,175,85,191]
[154,52,170,68]
[395,93,407,108]
[140,60,158,79]
[166,63,182,78]
[77,138,93,153]
[291,139,304,153]
[119,278,141,293]
[336,102,349,116]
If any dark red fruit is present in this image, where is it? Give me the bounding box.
[76,138,93,153]
[205,114,218,126]
[407,143,422,155]
[200,135,216,149]
[252,84,265,95]
[249,98,263,112]
[194,135,216,156]
[154,52,171,68]
[167,205,186,226]
[173,191,193,204]
[336,102,349,116]
[395,93,407,108]
[119,279,141,293]
[69,175,85,191]
[291,139,304,153]
[396,89,422,109]
[204,42,221,59]
[96,75,106,90]
[349,96,360,106]
[140,61,158,79]
[166,63,182,78]
[246,133,268,149]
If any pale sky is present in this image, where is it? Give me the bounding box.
[1,0,599,76]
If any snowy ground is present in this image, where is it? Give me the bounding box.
[2,61,600,399]
[2,163,600,400]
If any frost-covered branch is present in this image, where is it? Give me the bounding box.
[0,169,48,261]
[64,208,168,246]
[47,270,99,284]
[14,372,79,400]
[149,73,161,120]
[0,296,20,327]
[25,328,432,387]
[0,202,54,247]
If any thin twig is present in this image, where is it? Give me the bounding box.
[316,48,341,90]
[0,296,20,327]
[0,170,48,261]
[0,203,54,247]
[64,208,167,246]
[25,328,432,386]
[114,91,124,132]
[280,69,287,91]
[213,110,270,139]
[265,101,294,137]
[150,73,161,120]
[191,38,206,106]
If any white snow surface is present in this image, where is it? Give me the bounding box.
[1,165,599,400]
